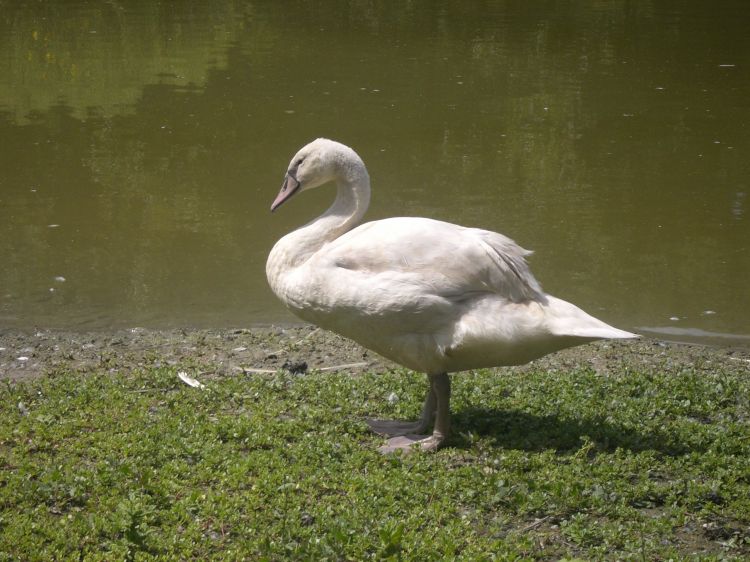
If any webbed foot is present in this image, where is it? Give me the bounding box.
[377,433,445,454]
[371,373,451,455]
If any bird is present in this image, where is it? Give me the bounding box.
[266,138,638,454]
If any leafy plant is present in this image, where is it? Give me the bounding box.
[0,362,748,559]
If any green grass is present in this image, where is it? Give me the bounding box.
[1,362,748,560]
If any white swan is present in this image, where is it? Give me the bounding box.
[266,139,638,453]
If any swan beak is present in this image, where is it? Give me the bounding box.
[270,173,301,212]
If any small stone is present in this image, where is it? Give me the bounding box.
[282,360,307,374]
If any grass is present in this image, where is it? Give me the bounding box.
[0,360,748,560]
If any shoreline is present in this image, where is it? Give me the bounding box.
[2,325,749,382]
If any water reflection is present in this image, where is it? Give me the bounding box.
[0,1,246,122]
[0,1,748,345]
[732,191,746,219]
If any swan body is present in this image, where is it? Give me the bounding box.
[267,138,638,453]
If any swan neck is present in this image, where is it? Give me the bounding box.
[328,176,370,233]
[269,168,370,273]
[300,174,370,251]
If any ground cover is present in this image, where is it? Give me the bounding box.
[0,329,748,560]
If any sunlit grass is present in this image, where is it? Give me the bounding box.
[1,363,748,560]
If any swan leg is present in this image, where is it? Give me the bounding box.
[366,379,436,436]
[377,373,451,454]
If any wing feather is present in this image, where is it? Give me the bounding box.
[469,228,544,302]
[320,217,544,304]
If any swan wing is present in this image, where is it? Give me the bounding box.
[318,217,544,304]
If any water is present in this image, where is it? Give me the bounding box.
[1,1,748,347]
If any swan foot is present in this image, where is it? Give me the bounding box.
[377,433,445,455]
[366,418,430,437]
[367,373,441,437]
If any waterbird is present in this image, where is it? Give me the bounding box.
[266,139,638,453]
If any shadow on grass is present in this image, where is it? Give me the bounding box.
[451,407,699,456]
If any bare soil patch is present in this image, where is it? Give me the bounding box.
[2,324,748,382]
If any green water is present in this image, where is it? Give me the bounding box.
[1,1,748,346]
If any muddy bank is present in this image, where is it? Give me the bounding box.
[0,325,387,382]
[1,324,749,382]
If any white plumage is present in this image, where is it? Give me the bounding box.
[267,138,637,453]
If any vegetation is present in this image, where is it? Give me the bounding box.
[1,358,748,560]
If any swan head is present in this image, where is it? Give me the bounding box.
[271,138,367,211]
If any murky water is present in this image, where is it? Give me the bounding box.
[1,1,748,347]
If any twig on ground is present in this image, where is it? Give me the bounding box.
[239,361,367,375]
[239,367,277,374]
[518,516,551,533]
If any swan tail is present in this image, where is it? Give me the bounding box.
[544,296,639,340]
[560,325,640,340]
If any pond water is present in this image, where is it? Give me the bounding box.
[1,1,748,347]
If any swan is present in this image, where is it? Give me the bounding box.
[266,138,638,453]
